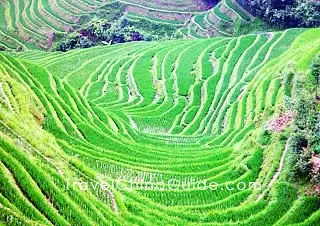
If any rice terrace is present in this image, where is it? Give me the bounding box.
[0,0,320,225]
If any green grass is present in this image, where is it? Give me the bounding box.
[0,29,319,225]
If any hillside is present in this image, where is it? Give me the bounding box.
[0,27,320,225]
[0,0,262,50]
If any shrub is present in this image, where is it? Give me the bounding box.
[257,129,271,145]
[293,148,313,180]
[79,36,94,48]
[286,55,320,186]
[283,71,295,97]
[312,141,320,154]
[236,0,320,28]
[288,133,309,154]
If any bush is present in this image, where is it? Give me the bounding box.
[286,55,320,186]
[288,133,308,154]
[311,172,320,185]
[292,149,313,180]
[79,37,94,48]
[312,140,320,154]
[257,129,271,145]
[236,0,320,28]
[283,71,295,97]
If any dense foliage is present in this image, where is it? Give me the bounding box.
[56,3,178,52]
[236,0,320,28]
[285,55,320,189]
[0,0,264,50]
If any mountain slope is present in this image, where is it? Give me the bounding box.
[0,0,262,50]
[0,28,319,225]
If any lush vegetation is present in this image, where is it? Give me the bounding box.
[284,54,320,187]
[56,2,181,51]
[0,0,320,225]
[0,0,267,51]
[236,0,320,28]
[0,28,319,225]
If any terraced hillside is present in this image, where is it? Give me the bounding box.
[177,0,255,38]
[0,28,319,225]
[0,0,257,50]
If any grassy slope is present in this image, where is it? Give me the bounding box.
[0,0,265,50]
[0,28,319,225]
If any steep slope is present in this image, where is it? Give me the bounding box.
[0,28,320,225]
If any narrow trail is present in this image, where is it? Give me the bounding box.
[257,140,289,202]
[191,16,207,32]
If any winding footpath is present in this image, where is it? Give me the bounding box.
[257,140,289,202]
